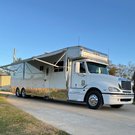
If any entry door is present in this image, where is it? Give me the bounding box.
[71,61,87,89]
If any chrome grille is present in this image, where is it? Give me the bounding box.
[121,81,131,90]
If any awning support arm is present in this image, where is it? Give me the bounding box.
[55,52,66,65]
[33,58,59,68]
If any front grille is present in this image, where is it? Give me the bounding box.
[121,81,131,90]
[123,91,131,94]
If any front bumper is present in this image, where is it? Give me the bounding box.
[102,93,134,105]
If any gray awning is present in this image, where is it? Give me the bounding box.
[0,49,66,68]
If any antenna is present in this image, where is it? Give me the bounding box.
[108,48,110,64]
[13,48,17,63]
[78,36,80,45]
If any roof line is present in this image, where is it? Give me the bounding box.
[0,45,108,68]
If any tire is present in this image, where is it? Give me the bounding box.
[110,105,123,108]
[16,88,21,97]
[86,90,103,109]
[21,88,27,98]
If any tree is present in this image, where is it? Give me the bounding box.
[13,58,22,63]
[109,67,117,76]
[109,62,135,79]
[0,68,10,75]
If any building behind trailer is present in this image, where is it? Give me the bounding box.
[0,72,11,90]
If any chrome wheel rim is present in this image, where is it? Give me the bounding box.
[88,94,98,107]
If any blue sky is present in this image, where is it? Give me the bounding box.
[0,0,135,66]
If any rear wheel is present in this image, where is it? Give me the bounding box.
[21,88,27,98]
[86,90,103,109]
[110,105,123,108]
[16,88,21,97]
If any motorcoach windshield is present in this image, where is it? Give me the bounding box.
[87,62,108,74]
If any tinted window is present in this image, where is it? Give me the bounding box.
[80,62,86,73]
[87,62,108,74]
[40,66,44,71]
[54,61,64,72]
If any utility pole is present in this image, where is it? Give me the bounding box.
[13,48,17,63]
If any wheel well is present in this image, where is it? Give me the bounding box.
[84,88,103,102]
[16,87,20,91]
[21,87,25,92]
[16,87,20,93]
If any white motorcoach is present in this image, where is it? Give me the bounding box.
[1,46,134,109]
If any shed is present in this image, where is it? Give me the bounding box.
[0,73,11,89]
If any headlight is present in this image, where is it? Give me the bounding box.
[108,87,120,92]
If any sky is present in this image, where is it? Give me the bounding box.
[0,0,135,66]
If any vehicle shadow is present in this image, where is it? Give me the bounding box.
[6,93,129,111]
[29,96,87,108]
[30,96,130,112]
[24,95,117,110]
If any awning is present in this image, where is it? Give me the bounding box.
[0,49,66,69]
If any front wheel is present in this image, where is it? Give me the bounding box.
[86,90,103,109]
[110,105,123,108]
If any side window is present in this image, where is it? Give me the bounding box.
[46,68,49,75]
[54,61,64,72]
[75,61,86,73]
[40,66,44,71]
[80,62,86,73]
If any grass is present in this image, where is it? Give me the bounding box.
[0,94,69,135]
